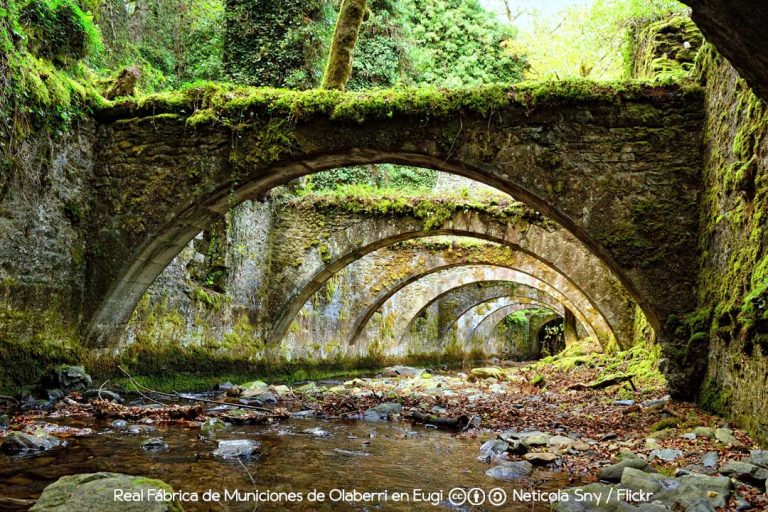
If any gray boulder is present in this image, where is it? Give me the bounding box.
[30,472,182,511]
[364,402,402,420]
[720,461,768,486]
[213,439,260,459]
[43,365,92,394]
[749,450,768,468]
[599,456,651,482]
[485,461,533,481]
[1,431,62,454]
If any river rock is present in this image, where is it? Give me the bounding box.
[719,461,768,486]
[677,474,733,508]
[485,461,533,481]
[652,448,684,462]
[271,385,291,396]
[382,366,424,378]
[294,382,318,393]
[111,419,129,429]
[468,367,506,381]
[524,452,558,465]
[749,450,768,468]
[302,427,331,437]
[239,381,269,398]
[1,431,62,454]
[29,472,182,511]
[548,435,574,448]
[141,438,168,451]
[213,439,260,459]
[364,402,402,421]
[200,418,227,436]
[241,391,277,405]
[598,456,651,482]
[642,395,670,409]
[552,483,622,511]
[480,439,509,455]
[702,451,719,468]
[519,431,552,447]
[644,438,662,450]
[714,428,740,446]
[42,365,92,395]
[693,426,716,438]
[621,468,732,509]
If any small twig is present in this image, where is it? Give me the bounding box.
[97,379,110,401]
[237,457,256,484]
[462,415,479,432]
[173,392,273,413]
[117,366,177,398]
[0,395,18,405]
[117,366,168,406]
[0,496,36,506]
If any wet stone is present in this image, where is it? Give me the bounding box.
[111,420,128,429]
[213,440,260,459]
[302,427,331,438]
[29,472,182,512]
[1,431,62,454]
[524,452,558,465]
[479,439,509,455]
[200,418,227,436]
[485,461,533,481]
[141,438,168,451]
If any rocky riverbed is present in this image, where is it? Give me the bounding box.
[1,345,766,511]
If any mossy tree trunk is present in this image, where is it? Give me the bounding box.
[321,0,367,90]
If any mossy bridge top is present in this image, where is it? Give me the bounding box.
[87,79,705,397]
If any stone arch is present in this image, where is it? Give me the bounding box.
[89,87,703,396]
[264,207,636,350]
[280,241,616,353]
[342,251,608,347]
[467,302,561,357]
[457,298,562,345]
[398,280,573,349]
[350,265,600,358]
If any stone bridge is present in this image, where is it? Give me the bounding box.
[266,199,633,350]
[280,238,618,352]
[85,82,704,395]
[352,265,602,357]
[467,301,562,357]
[399,280,576,350]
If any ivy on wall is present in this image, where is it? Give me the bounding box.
[223,0,334,88]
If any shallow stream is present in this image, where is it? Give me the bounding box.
[0,409,571,511]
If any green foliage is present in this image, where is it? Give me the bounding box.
[402,0,527,87]
[304,164,437,192]
[224,0,333,88]
[20,0,102,65]
[0,0,102,173]
[93,0,225,92]
[514,0,689,80]
[346,0,411,90]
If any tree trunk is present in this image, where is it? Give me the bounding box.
[321,0,367,90]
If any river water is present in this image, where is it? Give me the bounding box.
[0,411,573,511]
